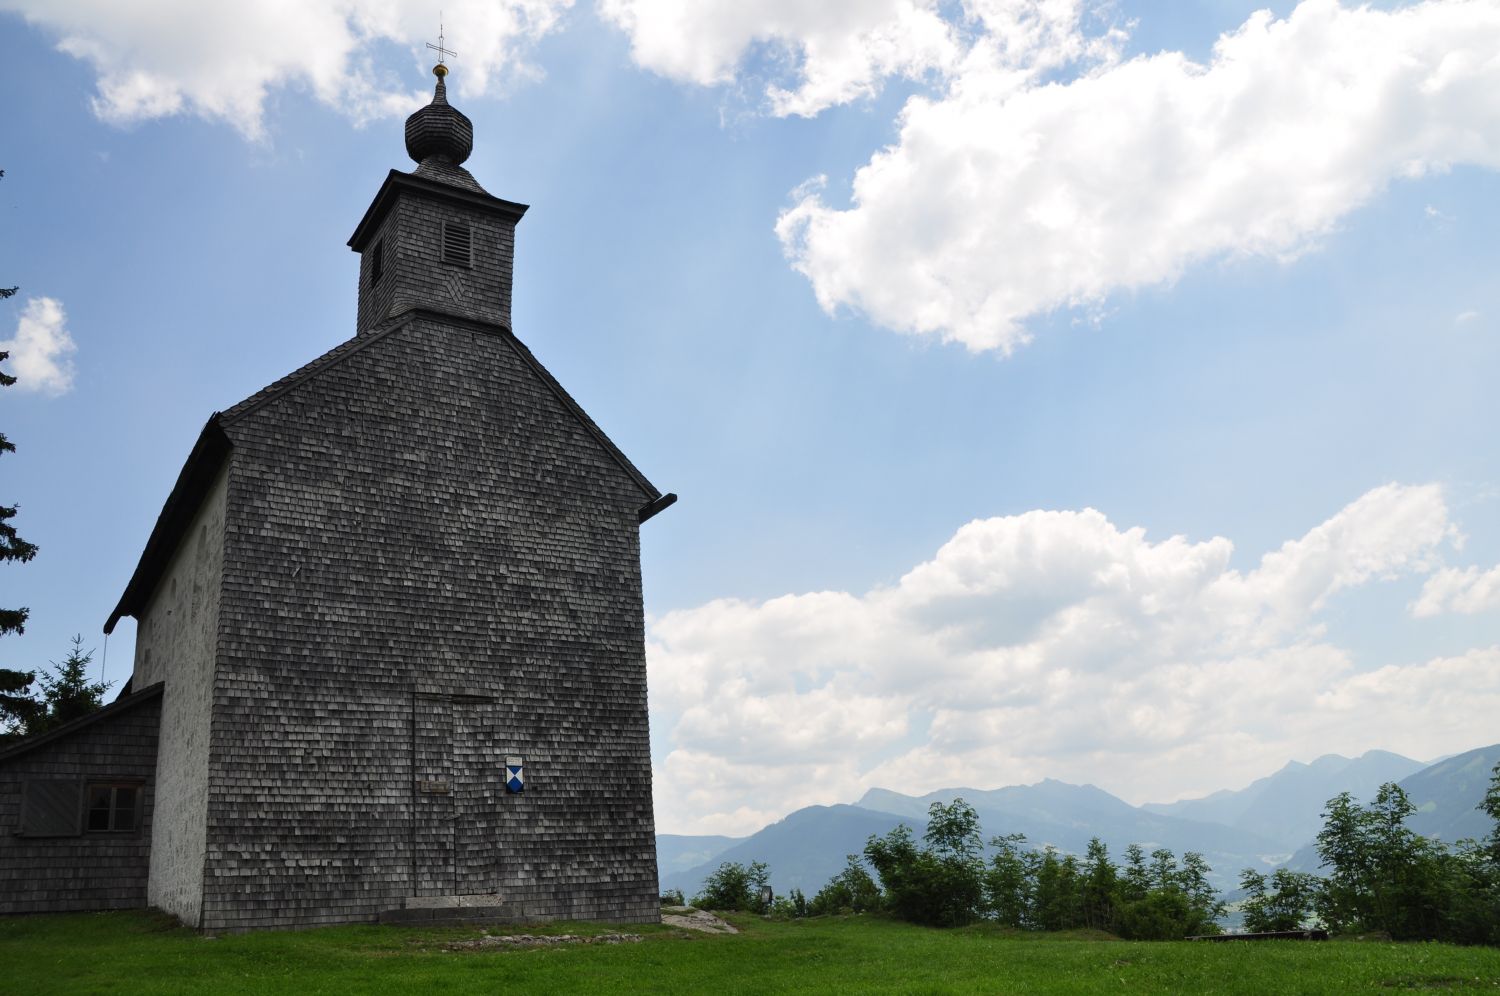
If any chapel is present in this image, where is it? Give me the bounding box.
[0,60,672,931]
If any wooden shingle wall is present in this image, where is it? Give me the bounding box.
[203,314,659,931]
[131,462,228,926]
[0,694,162,914]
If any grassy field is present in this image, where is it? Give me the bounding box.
[2,909,1499,995]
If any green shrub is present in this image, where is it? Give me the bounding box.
[811,854,882,915]
[693,860,770,913]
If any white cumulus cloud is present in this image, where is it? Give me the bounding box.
[598,0,966,117]
[1,297,77,396]
[1413,564,1500,616]
[774,0,1500,352]
[648,483,1496,835]
[1,0,573,139]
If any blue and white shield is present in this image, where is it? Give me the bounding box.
[505,755,524,794]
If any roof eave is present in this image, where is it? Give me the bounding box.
[104,418,232,634]
[348,170,529,252]
[0,682,165,763]
[638,492,677,523]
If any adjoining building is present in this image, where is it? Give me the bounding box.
[0,61,673,931]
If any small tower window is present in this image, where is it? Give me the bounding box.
[369,239,384,285]
[442,222,472,267]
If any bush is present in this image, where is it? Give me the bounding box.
[768,889,808,920]
[693,860,770,913]
[812,854,883,916]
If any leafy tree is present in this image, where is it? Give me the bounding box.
[1482,761,1500,865]
[1239,868,1320,933]
[1148,848,1179,890]
[1030,847,1083,931]
[1304,772,1500,944]
[864,822,924,920]
[1316,784,1449,939]
[810,854,882,915]
[1080,837,1118,932]
[1114,847,1223,939]
[1178,851,1226,935]
[693,860,770,913]
[922,797,986,926]
[1429,764,1500,946]
[1119,843,1151,905]
[864,799,987,927]
[984,832,1032,928]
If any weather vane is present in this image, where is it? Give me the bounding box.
[426,17,457,75]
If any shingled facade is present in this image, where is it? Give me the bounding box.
[1,65,671,931]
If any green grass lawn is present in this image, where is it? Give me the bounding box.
[2,910,1499,995]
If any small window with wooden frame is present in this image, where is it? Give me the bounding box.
[85,782,141,834]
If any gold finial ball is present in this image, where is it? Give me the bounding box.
[433,63,448,78]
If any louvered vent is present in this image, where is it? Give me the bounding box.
[369,239,384,285]
[442,222,472,267]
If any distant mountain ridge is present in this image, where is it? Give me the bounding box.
[1141,749,1427,850]
[659,805,909,898]
[1281,743,1500,873]
[657,833,743,879]
[662,781,1288,898]
[1402,744,1500,841]
[657,743,1499,901]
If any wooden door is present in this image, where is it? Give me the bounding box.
[451,698,500,896]
[412,695,454,896]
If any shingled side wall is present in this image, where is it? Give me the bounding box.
[201,315,658,931]
[131,462,228,926]
[0,693,161,914]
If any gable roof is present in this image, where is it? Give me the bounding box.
[0,682,165,764]
[103,312,673,634]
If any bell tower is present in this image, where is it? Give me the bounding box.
[348,62,528,334]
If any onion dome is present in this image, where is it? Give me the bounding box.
[405,65,473,166]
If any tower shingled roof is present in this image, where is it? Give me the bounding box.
[406,68,473,165]
[404,66,488,194]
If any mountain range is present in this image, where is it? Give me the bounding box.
[658,742,1500,900]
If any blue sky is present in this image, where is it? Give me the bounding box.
[4,0,1500,835]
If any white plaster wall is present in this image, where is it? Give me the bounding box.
[134,462,228,927]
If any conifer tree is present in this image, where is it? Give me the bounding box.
[0,185,40,739]
[33,636,110,733]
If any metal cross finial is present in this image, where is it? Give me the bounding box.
[426,18,457,65]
